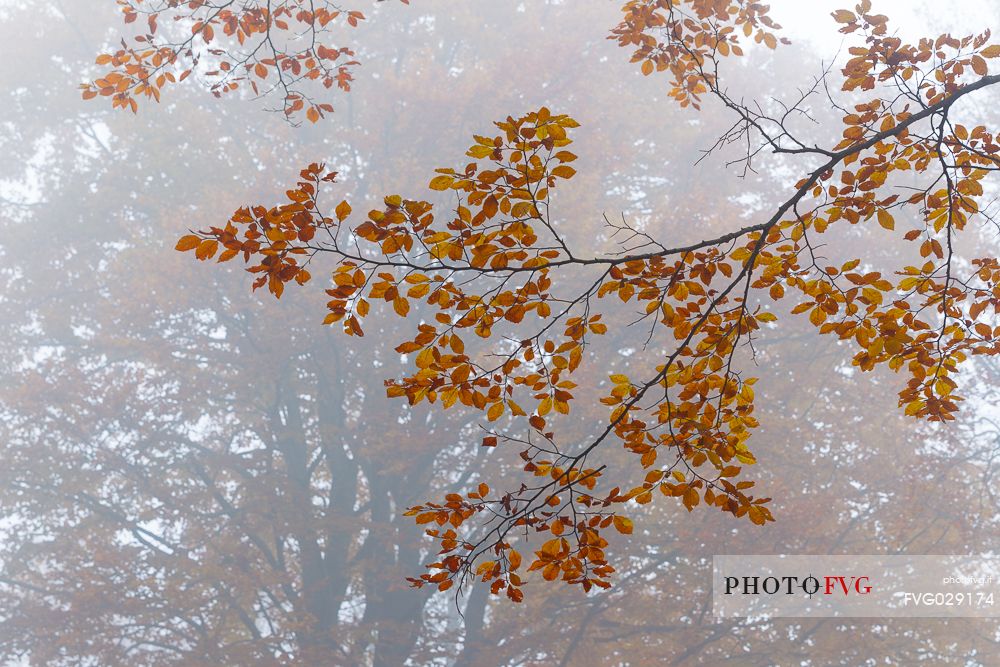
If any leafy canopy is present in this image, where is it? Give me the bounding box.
[166,0,1000,600]
[82,0,409,122]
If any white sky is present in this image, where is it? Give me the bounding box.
[770,0,1000,55]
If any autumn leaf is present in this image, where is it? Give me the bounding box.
[175,2,1000,605]
[175,235,201,251]
[335,200,352,222]
[613,515,633,534]
[877,209,894,230]
[429,175,454,190]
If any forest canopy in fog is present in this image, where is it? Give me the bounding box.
[2,0,1000,665]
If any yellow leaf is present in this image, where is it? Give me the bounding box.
[335,200,352,222]
[538,396,553,416]
[429,175,454,191]
[407,283,430,298]
[862,287,883,305]
[511,202,535,218]
[467,145,493,159]
[550,165,576,179]
[415,347,435,369]
[877,209,894,230]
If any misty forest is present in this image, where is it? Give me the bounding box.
[3,0,1000,665]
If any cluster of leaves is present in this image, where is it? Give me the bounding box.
[179,108,777,599]
[82,0,409,121]
[611,0,1000,423]
[177,1,1000,601]
[787,7,1000,421]
[176,163,339,295]
[610,0,788,108]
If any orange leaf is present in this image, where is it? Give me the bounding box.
[175,234,201,252]
[613,515,633,535]
[195,239,219,261]
[335,200,352,222]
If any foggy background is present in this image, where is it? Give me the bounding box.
[2,0,1000,664]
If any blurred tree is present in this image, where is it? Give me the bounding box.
[0,0,760,664]
[81,0,412,122]
[180,0,1000,601]
[1,1,998,666]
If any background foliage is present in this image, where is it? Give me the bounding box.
[1,0,1000,664]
